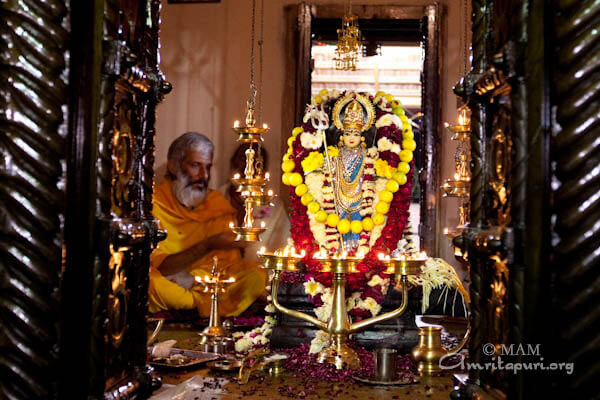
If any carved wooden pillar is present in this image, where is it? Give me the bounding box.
[1,0,168,398]
[551,1,600,398]
[452,0,567,399]
[0,1,70,398]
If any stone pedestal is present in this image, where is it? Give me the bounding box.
[270,281,468,352]
[270,281,422,352]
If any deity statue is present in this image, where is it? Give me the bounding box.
[332,100,368,251]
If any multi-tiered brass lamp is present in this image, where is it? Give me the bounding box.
[229,0,274,242]
[442,104,471,255]
[229,102,274,242]
[441,104,471,199]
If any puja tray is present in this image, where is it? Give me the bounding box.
[148,348,220,369]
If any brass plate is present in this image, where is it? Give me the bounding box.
[148,348,220,369]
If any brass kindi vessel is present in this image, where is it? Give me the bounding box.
[411,325,470,376]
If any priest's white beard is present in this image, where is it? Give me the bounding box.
[172,172,207,209]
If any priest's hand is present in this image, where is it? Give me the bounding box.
[157,232,247,276]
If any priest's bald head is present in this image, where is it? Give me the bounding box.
[167,132,214,209]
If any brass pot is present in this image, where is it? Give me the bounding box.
[411,325,470,376]
[411,326,447,375]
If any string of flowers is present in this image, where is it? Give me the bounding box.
[233,303,277,354]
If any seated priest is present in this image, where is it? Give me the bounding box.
[148,132,267,316]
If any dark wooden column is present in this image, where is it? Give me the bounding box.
[419,3,442,256]
[552,1,600,398]
[0,1,70,399]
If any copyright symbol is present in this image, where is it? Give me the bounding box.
[482,343,495,356]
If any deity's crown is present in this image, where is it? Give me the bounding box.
[342,100,364,130]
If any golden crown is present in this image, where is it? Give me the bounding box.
[333,92,374,132]
[342,100,364,130]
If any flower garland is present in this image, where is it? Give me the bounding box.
[233,303,277,354]
[280,89,416,321]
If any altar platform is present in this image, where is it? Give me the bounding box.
[149,320,463,399]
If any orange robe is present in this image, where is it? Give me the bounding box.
[148,179,267,316]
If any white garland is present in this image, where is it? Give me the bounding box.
[233,303,277,354]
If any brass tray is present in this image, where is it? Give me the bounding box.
[353,375,419,386]
[148,348,220,369]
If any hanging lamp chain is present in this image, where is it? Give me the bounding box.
[463,0,468,78]
[258,0,264,124]
[249,0,257,107]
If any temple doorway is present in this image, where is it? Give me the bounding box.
[310,42,423,250]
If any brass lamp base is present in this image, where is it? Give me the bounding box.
[441,180,470,198]
[199,325,229,342]
[231,226,266,242]
[233,126,268,143]
[317,341,360,370]
[231,176,267,194]
[446,124,471,141]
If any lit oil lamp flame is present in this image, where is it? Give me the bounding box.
[281,245,292,257]
[261,221,266,228]
[267,189,273,196]
[257,246,266,255]
[377,253,391,261]
[233,173,240,179]
[263,123,268,129]
[229,221,234,228]
[234,120,240,128]
[313,249,328,259]
[265,172,270,181]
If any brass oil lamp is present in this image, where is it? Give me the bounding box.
[197,257,236,344]
[229,101,275,242]
[442,103,471,254]
[229,0,274,242]
[259,248,427,370]
[441,104,471,199]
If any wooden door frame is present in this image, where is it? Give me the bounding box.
[281,3,443,256]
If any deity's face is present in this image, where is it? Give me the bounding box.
[342,127,362,148]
